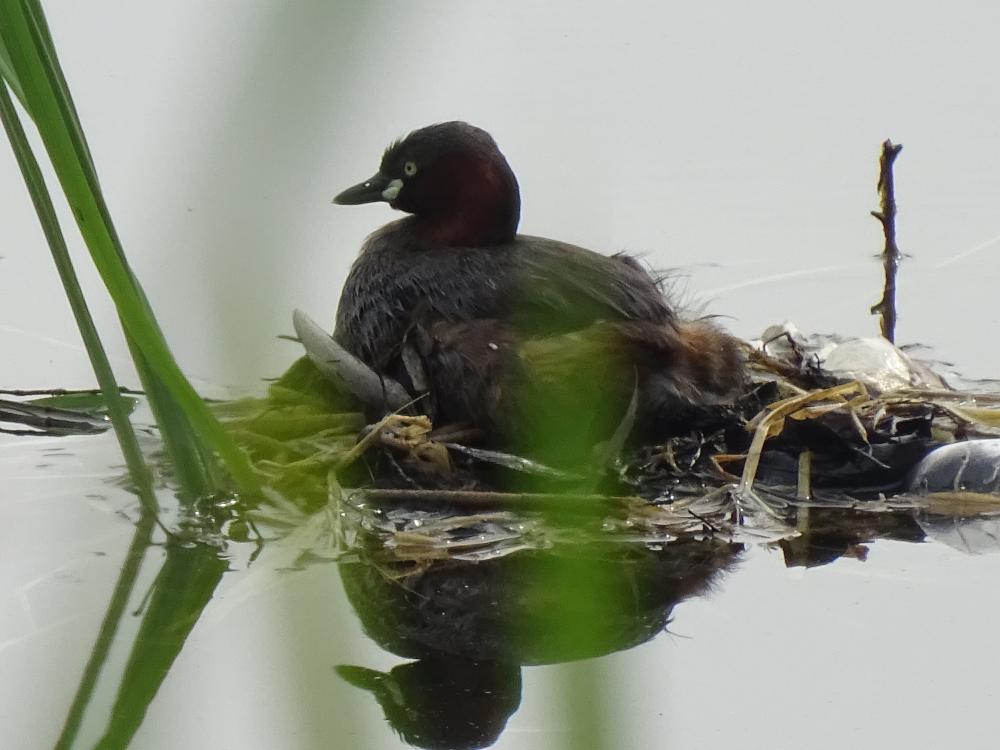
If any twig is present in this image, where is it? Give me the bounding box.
[869,139,904,342]
[354,488,640,509]
[686,508,721,533]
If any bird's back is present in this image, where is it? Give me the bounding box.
[334,218,676,370]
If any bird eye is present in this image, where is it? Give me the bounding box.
[404,161,418,177]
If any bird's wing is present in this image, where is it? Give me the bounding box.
[503,235,675,334]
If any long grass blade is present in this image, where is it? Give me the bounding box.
[0,78,159,513]
[0,32,25,102]
[0,0,258,494]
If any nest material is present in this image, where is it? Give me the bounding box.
[219,328,1000,570]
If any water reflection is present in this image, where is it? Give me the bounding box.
[336,535,740,749]
[337,658,520,750]
[12,394,1000,749]
[779,506,925,568]
[9,421,1000,749]
[327,472,1000,748]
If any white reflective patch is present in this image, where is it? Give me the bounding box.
[382,178,403,201]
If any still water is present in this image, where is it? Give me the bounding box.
[4,2,1000,749]
[5,418,1000,749]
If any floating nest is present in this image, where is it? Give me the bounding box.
[215,322,1000,571]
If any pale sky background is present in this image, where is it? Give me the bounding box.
[3,2,1000,748]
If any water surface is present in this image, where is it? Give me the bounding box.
[3,2,1000,748]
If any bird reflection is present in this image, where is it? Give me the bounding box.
[336,657,520,750]
[335,537,740,749]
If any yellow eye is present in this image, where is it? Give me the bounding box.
[404,161,418,177]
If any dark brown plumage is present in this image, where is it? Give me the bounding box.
[332,122,744,452]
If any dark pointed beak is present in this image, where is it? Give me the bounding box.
[332,173,392,205]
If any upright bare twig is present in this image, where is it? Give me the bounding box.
[870,140,904,342]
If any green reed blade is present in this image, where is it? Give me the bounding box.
[0,0,258,494]
[0,78,159,514]
[0,32,24,103]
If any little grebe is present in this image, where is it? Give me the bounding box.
[332,122,743,453]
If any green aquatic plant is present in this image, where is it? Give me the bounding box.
[0,0,257,499]
[0,80,160,512]
[0,3,267,748]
